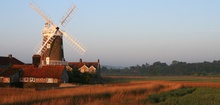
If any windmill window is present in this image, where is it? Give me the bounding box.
[46,57,50,65]
[47,44,50,49]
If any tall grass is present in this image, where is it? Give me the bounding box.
[1,80,220,105]
[0,81,182,105]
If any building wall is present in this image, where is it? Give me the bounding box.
[3,77,10,83]
[0,74,20,83]
[22,77,31,83]
[20,69,67,83]
[46,78,53,83]
[0,69,22,83]
[79,65,98,74]
[79,65,89,73]
[53,79,58,83]
[41,36,64,63]
[22,77,60,83]
[88,66,96,73]
[35,78,47,83]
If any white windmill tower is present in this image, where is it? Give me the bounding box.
[30,2,86,66]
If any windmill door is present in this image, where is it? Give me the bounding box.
[46,57,50,65]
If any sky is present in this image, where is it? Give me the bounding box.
[1,0,220,67]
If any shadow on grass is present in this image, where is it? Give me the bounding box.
[144,87,196,104]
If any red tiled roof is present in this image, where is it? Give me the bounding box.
[68,62,99,69]
[0,56,24,65]
[13,64,34,69]
[23,66,65,79]
[0,68,21,77]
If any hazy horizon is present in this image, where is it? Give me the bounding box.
[1,0,220,67]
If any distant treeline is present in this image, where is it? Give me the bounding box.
[101,60,220,76]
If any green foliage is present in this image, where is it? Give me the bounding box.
[147,87,196,103]
[81,73,91,84]
[67,69,81,83]
[147,87,220,105]
[67,69,99,84]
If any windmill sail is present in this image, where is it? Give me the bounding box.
[62,31,86,55]
[35,32,56,54]
[59,4,77,27]
[30,2,57,28]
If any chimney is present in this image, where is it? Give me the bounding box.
[98,59,100,63]
[8,54,12,58]
[32,54,41,68]
[79,58,82,63]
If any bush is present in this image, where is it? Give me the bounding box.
[67,69,100,84]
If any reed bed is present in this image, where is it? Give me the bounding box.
[1,80,220,105]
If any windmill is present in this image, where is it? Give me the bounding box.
[30,2,86,66]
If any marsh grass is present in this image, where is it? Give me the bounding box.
[147,87,220,105]
[147,87,196,104]
[2,76,220,105]
[0,81,182,105]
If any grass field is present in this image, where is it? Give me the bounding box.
[146,87,220,105]
[1,76,220,105]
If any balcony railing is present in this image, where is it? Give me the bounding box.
[42,60,68,66]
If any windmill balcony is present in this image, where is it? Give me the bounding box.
[42,60,68,66]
